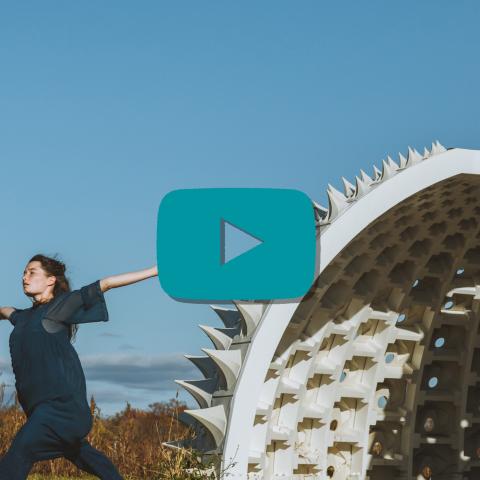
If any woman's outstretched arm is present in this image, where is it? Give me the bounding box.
[99,265,158,293]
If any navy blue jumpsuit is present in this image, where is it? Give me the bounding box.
[0,280,124,480]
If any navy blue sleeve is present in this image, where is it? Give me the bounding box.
[9,308,23,326]
[44,280,109,325]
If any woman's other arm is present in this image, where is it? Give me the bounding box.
[0,306,15,320]
[99,265,158,293]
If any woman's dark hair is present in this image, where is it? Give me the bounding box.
[28,253,79,343]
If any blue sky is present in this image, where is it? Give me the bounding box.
[1,1,479,416]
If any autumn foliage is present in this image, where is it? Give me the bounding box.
[0,388,218,479]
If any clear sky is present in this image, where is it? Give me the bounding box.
[1,1,479,416]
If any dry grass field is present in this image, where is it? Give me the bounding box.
[0,389,220,479]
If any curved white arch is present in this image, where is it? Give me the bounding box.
[222,148,480,475]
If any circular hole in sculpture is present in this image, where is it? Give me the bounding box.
[422,465,433,479]
[329,420,338,431]
[456,267,465,275]
[412,279,419,287]
[460,419,469,429]
[378,396,388,408]
[397,313,406,323]
[444,300,454,310]
[385,353,395,364]
[340,371,347,382]
[423,416,435,432]
[327,466,335,478]
[428,377,439,388]
[371,441,383,456]
[434,337,445,348]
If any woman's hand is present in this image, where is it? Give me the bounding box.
[0,306,15,320]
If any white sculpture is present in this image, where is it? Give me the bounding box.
[171,142,480,479]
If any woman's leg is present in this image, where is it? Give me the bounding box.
[0,398,122,480]
[0,410,65,480]
[65,438,124,480]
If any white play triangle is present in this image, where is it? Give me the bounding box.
[221,219,263,265]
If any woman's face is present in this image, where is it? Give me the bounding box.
[22,261,55,297]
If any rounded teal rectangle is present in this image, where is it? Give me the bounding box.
[157,188,316,302]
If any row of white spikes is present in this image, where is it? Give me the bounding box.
[169,303,266,449]
[313,141,447,224]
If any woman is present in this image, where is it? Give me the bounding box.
[0,253,158,480]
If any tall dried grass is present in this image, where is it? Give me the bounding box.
[0,385,222,479]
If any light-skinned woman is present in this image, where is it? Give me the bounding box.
[0,253,158,480]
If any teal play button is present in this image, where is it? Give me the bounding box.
[157,188,316,302]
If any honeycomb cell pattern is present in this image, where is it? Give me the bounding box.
[168,142,480,479]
